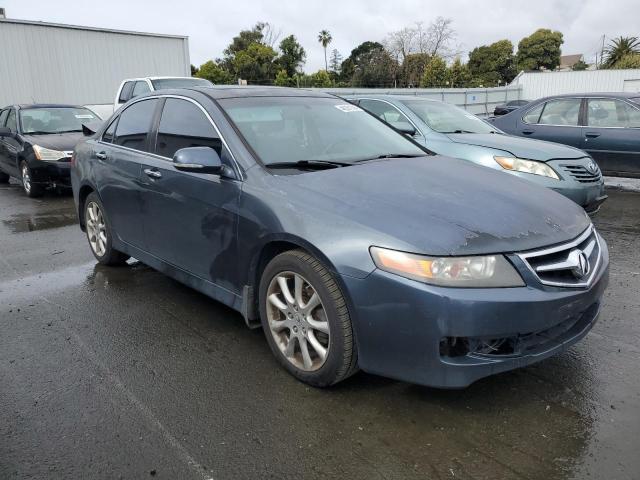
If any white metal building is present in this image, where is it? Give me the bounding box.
[0,17,190,117]
[511,69,640,100]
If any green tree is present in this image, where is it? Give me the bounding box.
[274,69,295,87]
[196,60,233,84]
[516,29,564,71]
[468,39,516,86]
[278,35,306,77]
[572,59,589,71]
[448,58,472,87]
[420,56,449,88]
[233,43,278,84]
[340,41,389,85]
[401,52,431,87]
[329,49,343,73]
[310,69,334,87]
[613,53,640,69]
[350,45,397,87]
[604,37,640,68]
[190,64,199,76]
[318,30,333,71]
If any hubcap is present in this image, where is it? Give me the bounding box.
[85,202,107,257]
[22,165,31,193]
[266,272,330,371]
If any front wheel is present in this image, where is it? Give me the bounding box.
[84,192,130,266]
[259,249,358,387]
[20,161,44,197]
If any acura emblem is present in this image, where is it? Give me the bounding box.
[568,249,590,278]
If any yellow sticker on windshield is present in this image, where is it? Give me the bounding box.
[335,104,363,113]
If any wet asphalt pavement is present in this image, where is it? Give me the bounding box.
[0,179,638,480]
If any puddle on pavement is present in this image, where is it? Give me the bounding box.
[3,209,78,233]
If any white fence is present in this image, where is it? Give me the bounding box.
[316,87,523,116]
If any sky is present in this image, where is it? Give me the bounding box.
[4,0,637,71]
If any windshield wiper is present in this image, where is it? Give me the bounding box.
[354,153,426,162]
[442,129,475,134]
[265,160,351,170]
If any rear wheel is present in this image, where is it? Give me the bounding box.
[84,192,130,266]
[20,161,44,197]
[259,249,358,387]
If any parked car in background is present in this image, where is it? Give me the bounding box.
[490,93,640,177]
[0,104,101,197]
[72,86,608,389]
[493,99,530,116]
[113,76,213,111]
[346,95,607,214]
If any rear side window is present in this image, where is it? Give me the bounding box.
[522,103,544,123]
[118,81,134,103]
[0,109,8,126]
[131,81,151,99]
[155,98,221,159]
[102,118,118,143]
[113,99,158,151]
[586,98,640,128]
[538,98,581,126]
[6,109,17,132]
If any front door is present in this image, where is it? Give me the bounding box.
[519,97,583,148]
[0,109,21,177]
[139,97,242,292]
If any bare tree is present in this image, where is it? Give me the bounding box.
[383,26,417,63]
[425,17,459,59]
[258,22,282,48]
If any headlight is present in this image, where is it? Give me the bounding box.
[370,247,524,287]
[494,156,559,180]
[33,145,67,161]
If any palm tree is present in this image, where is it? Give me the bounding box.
[318,30,333,71]
[604,36,640,68]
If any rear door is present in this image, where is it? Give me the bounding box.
[95,98,160,250]
[138,97,242,288]
[582,97,640,175]
[518,97,583,148]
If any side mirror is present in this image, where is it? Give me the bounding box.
[0,127,12,137]
[173,147,224,174]
[391,122,417,136]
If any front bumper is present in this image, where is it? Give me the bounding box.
[341,240,609,388]
[29,160,72,187]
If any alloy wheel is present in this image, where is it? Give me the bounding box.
[266,271,330,371]
[85,201,107,257]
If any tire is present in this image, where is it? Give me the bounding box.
[20,161,44,198]
[83,192,130,266]
[259,249,358,387]
[0,170,9,183]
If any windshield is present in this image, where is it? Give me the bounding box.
[219,97,426,165]
[151,78,213,90]
[400,100,497,134]
[20,107,100,134]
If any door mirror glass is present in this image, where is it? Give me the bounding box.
[0,126,12,137]
[390,121,416,136]
[173,147,223,174]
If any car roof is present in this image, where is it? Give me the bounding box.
[540,92,640,100]
[170,85,337,100]
[122,76,200,81]
[10,104,87,110]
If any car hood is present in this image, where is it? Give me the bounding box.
[284,156,590,256]
[22,132,85,151]
[446,133,587,161]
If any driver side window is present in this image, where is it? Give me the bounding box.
[6,109,17,133]
[359,100,412,127]
[538,98,581,126]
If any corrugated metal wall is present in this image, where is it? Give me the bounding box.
[511,69,640,100]
[0,20,190,107]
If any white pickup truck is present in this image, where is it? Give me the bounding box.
[113,76,213,111]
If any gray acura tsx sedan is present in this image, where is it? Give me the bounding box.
[71,86,609,388]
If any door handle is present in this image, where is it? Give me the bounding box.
[144,168,162,179]
[522,129,534,135]
[95,151,107,160]
[585,132,601,138]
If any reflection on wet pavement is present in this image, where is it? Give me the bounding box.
[2,207,78,233]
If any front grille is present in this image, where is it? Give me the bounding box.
[560,163,602,183]
[517,225,602,288]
